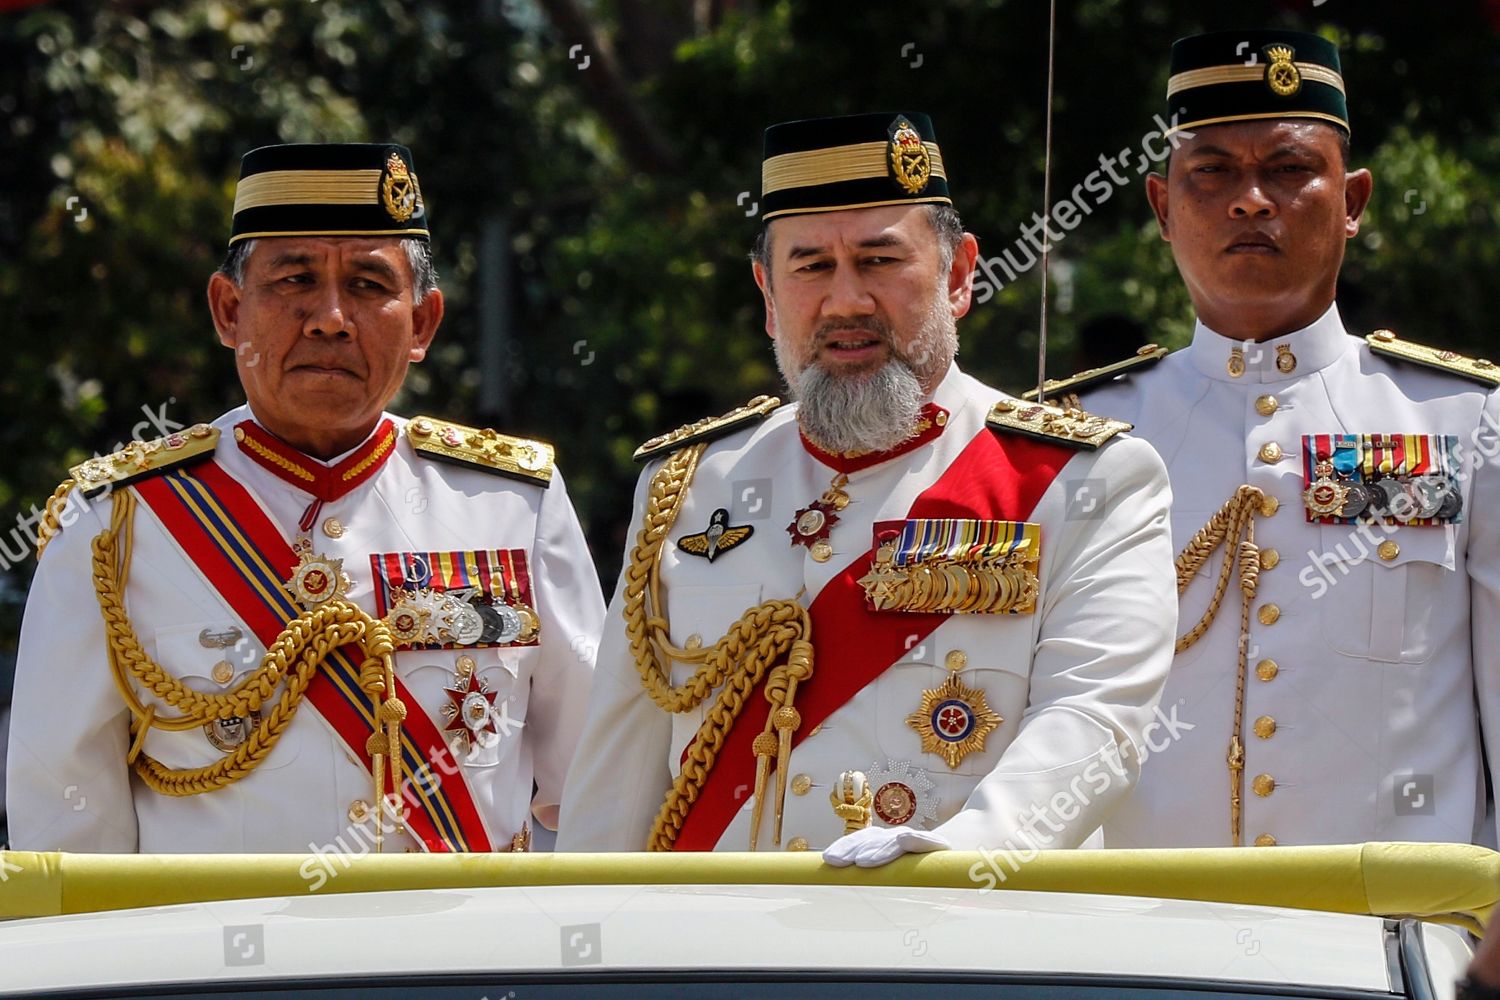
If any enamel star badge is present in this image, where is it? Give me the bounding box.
[867,758,939,827]
[677,508,754,563]
[442,668,500,754]
[285,538,351,610]
[906,673,1002,769]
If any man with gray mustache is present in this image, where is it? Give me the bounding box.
[559,112,1177,864]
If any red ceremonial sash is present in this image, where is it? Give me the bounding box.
[132,460,493,852]
[673,428,1074,850]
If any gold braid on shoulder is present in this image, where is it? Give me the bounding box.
[1172,484,1266,848]
[92,488,410,851]
[622,443,813,852]
[34,478,76,560]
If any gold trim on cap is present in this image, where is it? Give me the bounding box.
[1164,110,1350,137]
[227,228,431,246]
[763,141,945,196]
[1167,62,1345,99]
[233,169,384,214]
[761,196,953,222]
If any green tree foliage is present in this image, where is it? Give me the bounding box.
[1,0,1497,665]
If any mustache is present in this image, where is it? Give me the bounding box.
[814,318,893,345]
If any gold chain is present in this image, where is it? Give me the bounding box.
[1172,484,1264,847]
[621,444,813,851]
[92,489,407,844]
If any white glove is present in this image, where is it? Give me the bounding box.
[821,825,951,868]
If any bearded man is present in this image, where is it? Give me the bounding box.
[557,113,1177,865]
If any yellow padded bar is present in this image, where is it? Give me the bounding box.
[1,843,1495,931]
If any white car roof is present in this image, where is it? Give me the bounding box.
[0,883,1445,996]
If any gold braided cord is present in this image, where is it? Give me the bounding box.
[34,478,76,560]
[621,445,813,852]
[1172,485,1264,653]
[92,489,403,809]
[1171,485,1264,848]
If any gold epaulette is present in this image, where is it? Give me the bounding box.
[1366,330,1500,387]
[407,416,554,487]
[1020,344,1169,402]
[633,395,782,463]
[986,397,1131,451]
[69,424,220,499]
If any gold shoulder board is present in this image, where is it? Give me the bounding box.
[986,398,1131,451]
[69,424,220,498]
[407,416,554,487]
[1020,344,1169,402]
[1365,330,1500,388]
[633,394,782,463]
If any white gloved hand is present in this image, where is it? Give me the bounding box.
[821,825,951,868]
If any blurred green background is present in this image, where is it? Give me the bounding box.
[2,0,1498,689]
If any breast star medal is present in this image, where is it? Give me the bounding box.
[677,508,754,563]
[442,667,500,754]
[906,671,1002,769]
[1302,460,1350,518]
[788,473,849,563]
[285,538,352,610]
[867,758,939,828]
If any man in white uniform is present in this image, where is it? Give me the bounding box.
[558,112,1178,865]
[7,142,603,855]
[1056,31,1500,848]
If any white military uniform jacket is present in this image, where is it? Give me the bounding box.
[7,404,603,854]
[559,364,1177,853]
[1088,305,1500,848]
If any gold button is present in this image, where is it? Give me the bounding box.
[934,411,948,426]
[211,660,234,685]
[1260,548,1280,570]
[1371,329,1396,343]
[410,418,434,436]
[233,426,246,442]
[1260,495,1280,517]
[684,633,703,650]
[1253,715,1277,739]
[791,774,813,796]
[456,655,477,676]
[786,837,809,852]
[1256,658,1280,681]
[1257,604,1280,626]
[1252,774,1276,797]
[1257,442,1284,464]
[810,540,833,563]
[321,517,345,539]
[944,650,968,672]
[348,799,370,823]
[1254,834,1278,847]
[1378,540,1400,561]
[1254,395,1279,417]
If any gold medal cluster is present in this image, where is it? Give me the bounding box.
[858,541,1039,615]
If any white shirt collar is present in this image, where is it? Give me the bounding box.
[1188,301,1350,384]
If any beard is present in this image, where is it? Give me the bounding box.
[774,287,958,455]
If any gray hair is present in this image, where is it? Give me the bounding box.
[750,203,966,281]
[217,237,439,304]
